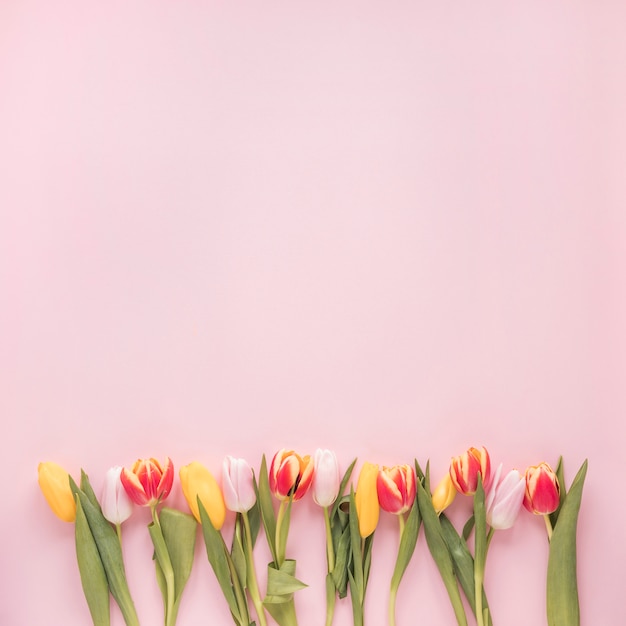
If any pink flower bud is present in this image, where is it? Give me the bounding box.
[485,464,525,530]
[101,466,134,525]
[222,456,256,513]
[121,457,174,507]
[269,449,314,501]
[312,449,340,507]
[523,462,560,515]
[450,446,491,495]
[377,464,416,515]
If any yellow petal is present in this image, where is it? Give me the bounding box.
[355,462,380,538]
[431,473,457,514]
[38,462,76,523]
[180,462,226,529]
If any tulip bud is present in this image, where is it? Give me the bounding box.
[431,473,457,514]
[450,446,491,495]
[38,462,76,523]
[222,456,256,513]
[269,449,314,501]
[485,464,525,530]
[376,464,416,515]
[312,449,340,508]
[355,462,380,538]
[120,457,174,507]
[180,461,226,528]
[523,462,560,515]
[101,466,134,525]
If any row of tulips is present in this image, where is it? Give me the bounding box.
[38,447,587,626]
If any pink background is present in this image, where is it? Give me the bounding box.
[2,1,625,624]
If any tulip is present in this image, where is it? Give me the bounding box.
[269,449,314,501]
[101,466,134,525]
[38,462,76,522]
[179,461,226,529]
[355,462,380,538]
[523,462,560,515]
[450,446,491,495]
[121,457,174,507]
[431,472,457,514]
[377,464,416,515]
[485,464,525,530]
[222,456,256,513]
[312,448,340,508]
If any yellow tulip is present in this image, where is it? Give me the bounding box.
[38,462,76,522]
[431,472,457,514]
[179,462,226,529]
[355,462,380,538]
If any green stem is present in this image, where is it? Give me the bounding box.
[222,534,250,626]
[116,523,123,547]
[324,506,335,572]
[475,527,495,626]
[324,506,336,626]
[151,505,176,626]
[544,514,553,542]
[275,500,287,568]
[242,511,267,626]
[389,514,406,626]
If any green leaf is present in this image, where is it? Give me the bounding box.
[154,556,168,617]
[415,460,425,482]
[416,478,468,626]
[462,515,475,541]
[80,470,103,514]
[331,458,357,521]
[549,457,566,528]
[440,515,491,625]
[69,479,139,626]
[332,525,351,599]
[265,559,307,597]
[231,515,248,591]
[473,475,487,572]
[348,489,364,604]
[247,500,261,549]
[547,459,588,626]
[348,570,364,626]
[362,533,375,595]
[74,496,111,626]
[148,520,176,624]
[276,497,293,567]
[264,595,298,626]
[263,560,302,626]
[159,507,197,620]
[390,498,421,591]
[198,500,242,624]
[254,455,278,564]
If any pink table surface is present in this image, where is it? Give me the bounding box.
[2,2,625,624]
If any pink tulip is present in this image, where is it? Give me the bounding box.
[222,456,256,513]
[523,462,560,515]
[377,464,416,515]
[312,449,340,507]
[101,466,134,524]
[450,446,491,495]
[485,464,525,530]
[269,449,314,501]
[121,457,174,507]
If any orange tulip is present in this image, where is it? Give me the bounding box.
[121,457,174,507]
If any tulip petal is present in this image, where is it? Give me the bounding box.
[121,467,149,506]
[38,462,77,522]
